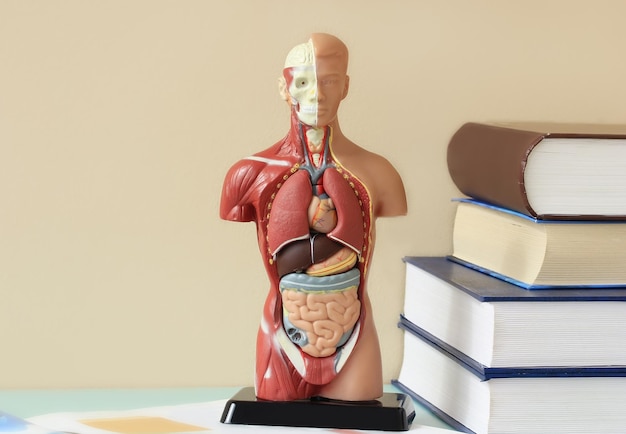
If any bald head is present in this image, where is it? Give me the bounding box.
[310,33,349,74]
[283,33,349,71]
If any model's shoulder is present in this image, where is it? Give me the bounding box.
[227,139,298,172]
[337,141,397,174]
[334,140,407,217]
[248,137,301,166]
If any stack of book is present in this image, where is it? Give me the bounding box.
[393,122,626,433]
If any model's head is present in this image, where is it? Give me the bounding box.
[280,33,349,128]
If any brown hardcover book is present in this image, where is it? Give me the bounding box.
[447,122,626,220]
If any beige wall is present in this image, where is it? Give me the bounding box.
[1,0,625,388]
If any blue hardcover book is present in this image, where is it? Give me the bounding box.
[450,198,626,289]
[391,380,472,434]
[402,256,626,369]
[394,315,626,434]
[399,316,626,379]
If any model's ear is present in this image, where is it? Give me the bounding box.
[342,75,350,99]
[278,76,289,102]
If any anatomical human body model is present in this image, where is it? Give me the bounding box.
[220,33,407,402]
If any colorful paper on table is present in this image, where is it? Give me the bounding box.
[79,417,207,434]
[27,400,461,433]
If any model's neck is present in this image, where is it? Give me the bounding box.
[292,118,343,148]
[304,125,328,152]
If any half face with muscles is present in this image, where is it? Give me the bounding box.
[282,36,349,128]
[286,64,318,126]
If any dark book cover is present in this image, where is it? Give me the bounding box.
[403,256,626,298]
[447,122,626,220]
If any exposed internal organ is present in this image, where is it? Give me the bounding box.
[281,286,361,357]
[268,160,367,365]
[267,167,365,262]
[306,246,357,276]
[308,196,336,233]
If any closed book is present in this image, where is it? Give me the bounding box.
[393,327,626,434]
[402,256,626,368]
[447,122,626,220]
[451,198,626,288]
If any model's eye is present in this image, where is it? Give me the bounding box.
[296,78,308,88]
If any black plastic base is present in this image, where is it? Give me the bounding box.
[220,387,415,431]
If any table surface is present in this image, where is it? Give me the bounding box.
[0,386,454,431]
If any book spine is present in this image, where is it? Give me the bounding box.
[447,122,545,217]
[391,380,474,434]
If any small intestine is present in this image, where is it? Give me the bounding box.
[282,287,360,357]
